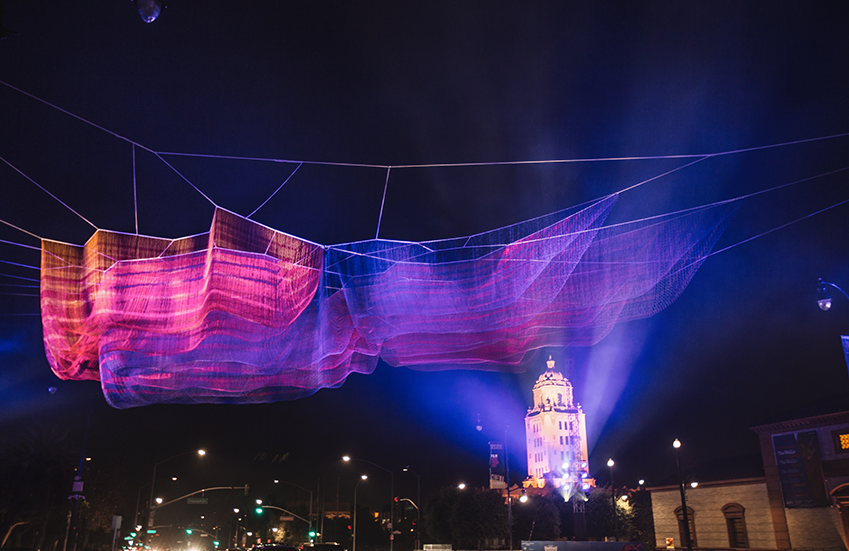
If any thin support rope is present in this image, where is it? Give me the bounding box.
[157,151,389,169]
[0,259,40,270]
[0,313,41,316]
[153,132,849,169]
[133,144,139,235]
[0,283,39,288]
[248,162,303,219]
[0,273,39,282]
[151,152,218,208]
[375,167,392,239]
[0,292,38,297]
[0,238,41,251]
[0,79,136,145]
[0,155,97,230]
[0,218,42,241]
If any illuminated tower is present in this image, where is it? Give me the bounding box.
[524,356,592,489]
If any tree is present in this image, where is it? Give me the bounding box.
[0,425,78,551]
[584,486,633,542]
[512,494,560,543]
[422,486,506,550]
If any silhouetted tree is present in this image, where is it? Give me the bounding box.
[0,425,77,551]
[512,493,560,543]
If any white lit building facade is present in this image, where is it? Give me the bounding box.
[524,357,594,490]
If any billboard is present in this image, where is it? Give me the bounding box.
[773,430,829,508]
[489,442,507,489]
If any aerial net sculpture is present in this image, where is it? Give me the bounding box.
[40,193,736,408]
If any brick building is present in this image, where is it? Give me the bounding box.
[649,406,849,549]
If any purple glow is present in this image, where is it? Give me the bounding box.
[41,200,734,408]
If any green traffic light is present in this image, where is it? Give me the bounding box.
[255,507,263,514]
[213,542,220,547]
[185,529,192,535]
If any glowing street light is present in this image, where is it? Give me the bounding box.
[402,466,421,550]
[673,439,693,551]
[457,483,466,490]
[353,475,368,551]
[817,279,849,311]
[342,456,394,551]
[607,459,617,541]
[148,449,206,526]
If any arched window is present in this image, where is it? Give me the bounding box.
[674,506,697,547]
[722,503,748,548]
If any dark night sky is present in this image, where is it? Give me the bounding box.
[1,0,849,519]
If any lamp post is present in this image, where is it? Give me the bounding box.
[476,421,514,551]
[402,466,421,550]
[607,458,617,541]
[148,449,205,527]
[353,475,367,551]
[817,279,849,311]
[273,479,315,538]
[673,439,693,551]
[343,456,394,551]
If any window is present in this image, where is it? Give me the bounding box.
[832,430,849,454]
[560,436,563,445]
[722,504,747,548]
[674,506,697,547]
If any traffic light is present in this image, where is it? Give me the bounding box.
[308,529,316,542]
[213,542,220,547]
[255,507,263,514]
[185,529,192,535]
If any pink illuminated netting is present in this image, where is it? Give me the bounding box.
[41,198,735,408]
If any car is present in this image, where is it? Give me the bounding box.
[300,543,342,551]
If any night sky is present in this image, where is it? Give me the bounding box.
[1,0,849,517]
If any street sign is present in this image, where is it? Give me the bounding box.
[187,497,209,504]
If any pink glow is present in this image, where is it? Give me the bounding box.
[40,201,734,407]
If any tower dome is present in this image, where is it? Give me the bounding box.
[524,356,592,490]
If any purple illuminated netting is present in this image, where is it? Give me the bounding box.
[40,198,735,408]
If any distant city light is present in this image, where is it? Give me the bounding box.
[639,479,645,486]
[607,458,614,467]
[155,497,163,504]
[691,481,698,488]
[673,438,681,449]
[457,483,466,489]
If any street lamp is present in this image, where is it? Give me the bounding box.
[273,479,315,539]
[148,449,206,527]
[402,466,421,550]
[343,456,394,551]
[353,475,367,551]
[673,439,693,551]
[607,459,617,541]
[818,279,849,311]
